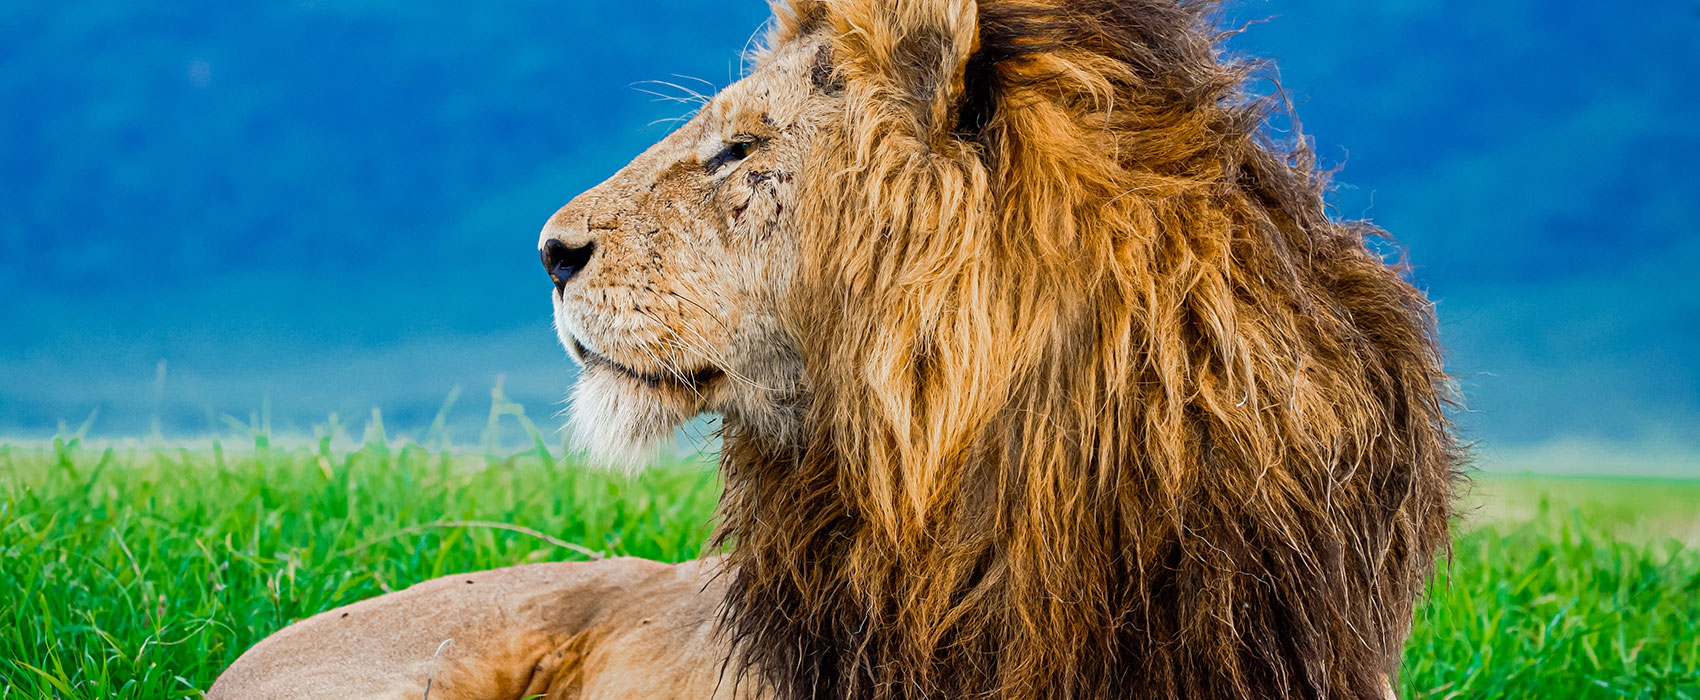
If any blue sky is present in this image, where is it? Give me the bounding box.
[2,1,1696,469]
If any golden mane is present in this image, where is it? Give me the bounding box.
[717,1,1461,699]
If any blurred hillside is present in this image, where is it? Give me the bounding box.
[1,1,1696,472]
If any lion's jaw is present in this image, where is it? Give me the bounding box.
[538,38,825,470]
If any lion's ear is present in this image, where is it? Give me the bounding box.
[826,0,981,141]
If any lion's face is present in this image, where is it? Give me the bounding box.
[538,38,826,467]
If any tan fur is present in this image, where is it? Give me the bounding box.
[717,4,1456,699]
[216,2,1454,699]
[209,558,761,700]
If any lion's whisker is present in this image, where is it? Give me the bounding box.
[635,335,702,400]
[633,307,778,394]
[668,73,719,92]
[663,323,778,394]
[667,290,734,334]
[632,80,712,106]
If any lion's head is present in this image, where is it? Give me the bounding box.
[537,28,827,468]
[542,1,1460,699]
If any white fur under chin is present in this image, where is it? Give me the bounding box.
[567,368,690,474]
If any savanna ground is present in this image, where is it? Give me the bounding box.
[2,410,1697,699]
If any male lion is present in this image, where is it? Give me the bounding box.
[212,1,1459,699]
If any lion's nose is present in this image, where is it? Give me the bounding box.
[541,238,596,291]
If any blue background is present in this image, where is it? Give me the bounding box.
[3,2,1697,472]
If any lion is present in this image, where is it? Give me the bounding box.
[211,1,1460,699]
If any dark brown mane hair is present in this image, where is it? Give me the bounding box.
[717,1,1461,699]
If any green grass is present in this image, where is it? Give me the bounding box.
[1406,476,1700,698]
[1,439,1696,699]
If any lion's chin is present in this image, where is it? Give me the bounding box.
[567,366,702,473]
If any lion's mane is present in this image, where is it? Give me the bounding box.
[717,1,1460,699]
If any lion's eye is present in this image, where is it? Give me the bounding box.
[704,136,758,173]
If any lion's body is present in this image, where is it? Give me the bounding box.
[216,1,1458,699]
[210,559,758,700]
